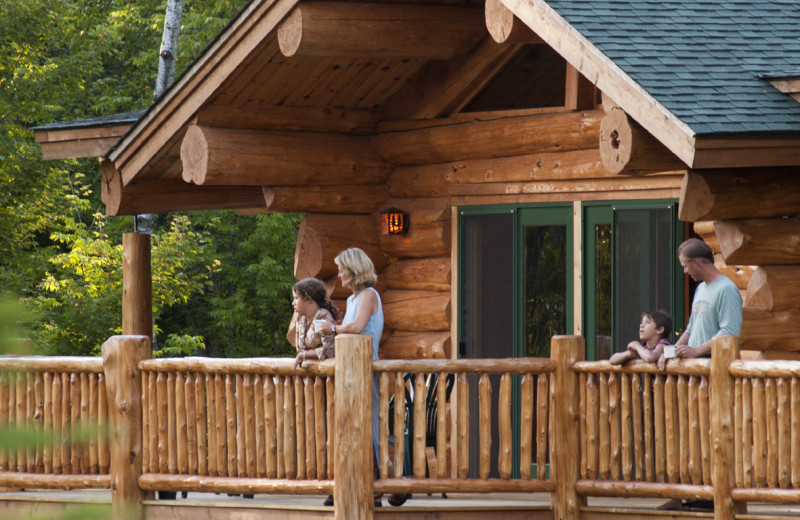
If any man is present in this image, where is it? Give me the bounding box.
[657,237,742,511]
[657,238,742,369]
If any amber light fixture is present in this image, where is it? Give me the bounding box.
[380,208,409,235]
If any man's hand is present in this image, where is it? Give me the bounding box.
[676,344,701,359]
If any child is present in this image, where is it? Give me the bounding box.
[291,278,340,373]
[609,310,672,365]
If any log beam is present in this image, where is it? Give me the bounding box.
[373,110,602,166]
[193,105,379,134]
[262,185,389,214]
[485,0,543,44]
[293,214,386,281]
[277,2,485,59]
[382,257,451,292]
[381,331,450,360]
[715,218,800,265]
[745,266,800,312]
[382,290,451,332]
[741,308,800,351]
[599,107,685,175]
[679,168,800,222]
[180,125,390,186]
[101,159,265,216]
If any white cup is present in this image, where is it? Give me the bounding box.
[663,345,677,359]
[313,319,325,333]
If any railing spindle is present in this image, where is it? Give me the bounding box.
[194,373,206,477]
[752,377,766,487]
[282,376,296,479]
[264,375,277,478]
[766,378,778,488]
[293,376,306,480]
[498,373,512,479]
[253,374,266,478]
[688,376,701,484]
[698,376,711,485]
[664,374,678,483]
[457,373,468,479]
[742,378,753,487]
[578,372,586,480]
[236,374,246,478]
[777,377,790,488]
[536,374,548,481]
[175,372,187,475]
[436,371,447,477]
[302,376,315,479]
[519,373,533,480]
[314,376,326,479]
[214,374,227,477]
[792,378,800,488]
[620,372,632,481]
[392,372,404,479]
[87,373,97,474]
[598,372,609,479]
[677,375,689,484]
[585,373,598,479]
[632,373,644,481]
[225,374,238,477]
[378,372,390,480]
[185,372,198,476]
[275,375,285,479]
[608,371,620,480]
[653,374,665,482]
[413,373,426,479]
[478,373,491,480]
[167,372,177,475]
[69,373,80,474]
[43,372,53,474]
[243,374,256,478]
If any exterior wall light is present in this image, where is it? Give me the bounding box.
[380,208,409,235]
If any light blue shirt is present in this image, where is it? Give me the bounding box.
[685,275,742,347]
[343,287,383,360]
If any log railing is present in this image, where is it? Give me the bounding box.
[372,357,556,495]
[136,357,336,495]
[730,359,800,503]
[571,358,715,503]
[0,356,110,489]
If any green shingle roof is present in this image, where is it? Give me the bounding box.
[546,0,800,135]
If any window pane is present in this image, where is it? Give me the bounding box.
[524,224,567,357]
[594,223,612,358]
[613,208,673,349]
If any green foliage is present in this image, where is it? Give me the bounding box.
[1,0,297,358]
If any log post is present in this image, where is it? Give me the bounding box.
[710,335,744,519]
[122,234,152,338]
[103,335,152,520]
[334,334,374,520]
[550,335,585,520]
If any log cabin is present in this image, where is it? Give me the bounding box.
[25,0,800,518]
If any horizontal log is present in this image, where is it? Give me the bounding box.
[293,214,386,280]
[599,107,685,175]
[572,359,711,378]
[101,159,266,216]
[382,290,450,332]
[374,477,555,494]
[181,125,390,186]
[139,357,335,377]
[715,254,755,291]
[381,331,450,360]
[277,2,485,59]
[574,480,712,500]
[729,359,800,378]
[381,257,451,291]
[193,104,379,134]
[485,0,543,44]
[323,274,386,300]
[715,218,800,265]
[679,168,800,222]
[378,198,451,259]
[740,308,800,351]
[745,266,800,311]
[373,357,555,374]
[0,357,103,373]
[262,185,389,214]
[692,221,719,255]
[447,173,683,196]
[139,474,333,494]
[0,473,111,490]
[372,110,602,166]
[732,488,800,503]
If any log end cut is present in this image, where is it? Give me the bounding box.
[678,170,713,222]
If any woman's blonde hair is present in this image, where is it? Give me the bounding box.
[334,247,377,290]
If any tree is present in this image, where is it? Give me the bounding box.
[2,0,299,357]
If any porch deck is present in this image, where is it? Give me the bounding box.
[3,489,800,519]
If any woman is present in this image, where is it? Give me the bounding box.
[291,278,339,373]
[319,247,408,508]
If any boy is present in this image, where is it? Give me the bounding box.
[609,310,673,365]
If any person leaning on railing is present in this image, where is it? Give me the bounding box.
[317,247,410,508]
[657,237,743,511]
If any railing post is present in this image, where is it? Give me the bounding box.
[334,334,374,520]
[711,335,744,519]
[550,335,585,520]
[103,335,152,520]
[122,233,152,338]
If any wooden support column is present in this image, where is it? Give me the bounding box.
[103,335,152,520]
[550,335,585,520]
[334,334,374,520]
[710,335,744,519]
[277,2,485,59]
[123,234,152,338]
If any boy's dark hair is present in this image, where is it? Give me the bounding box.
[643,310,673,340]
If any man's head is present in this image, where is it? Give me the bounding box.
[677,238,716,283]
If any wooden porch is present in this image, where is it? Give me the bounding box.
[3,334,800,519]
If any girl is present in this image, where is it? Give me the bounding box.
[291,278,339,373]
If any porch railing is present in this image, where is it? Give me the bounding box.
[2,334,800,519]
